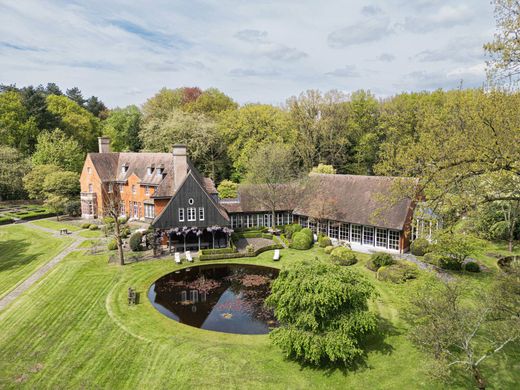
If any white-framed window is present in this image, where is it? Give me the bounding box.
[308,220,316,233]
[351,225,362,243]
[144,204,155,218]
[187,207,196,221]
[156,168,163,176]
[198,207,205,221]
[339,223,349,241]
[363,226,374,246]
[277,213,284,226]
[108,183,113,193]
[376,228,388,248]
[121,165,127,173]
[132,185,136,194]
[329,222,339,239]
[119,184,124,193]
[88,183,93,192]
[147,167,152,175]
[133,202,139,218]
[178,208,185,222]
[87,167,91,174]
[257,214,263,227]
[299,216,308,228]
[190,290,199,303]
[389,230,400,250]
[319,221,327,234]
[120,203,125,216]
[145,186,150,195]
[188,198,194,205]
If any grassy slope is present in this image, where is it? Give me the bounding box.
[30,219,82,232]
[0,225,73,298]
[0,240,517,389]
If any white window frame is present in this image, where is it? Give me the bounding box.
[187,207,196,222]
[88,183,93,192]
[376,228,388,248]
[178,208,185,222]
[389,230,400,250]
[132,185,136,194]
[119,184,124,193]
[198,207,205,221]
[145,204,155,219]
[87,167,91,174]
[351,225,362,243]
[363,226,374,246]
[108,183,113,193]
[145,185,150,195]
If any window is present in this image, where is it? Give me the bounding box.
[108,183,113,193]
[299,216,308,228]
[157,168,163,176]
[277,213,284,226]
[339,223,349,241]
[88,183,93,192]
[389,230,400,250]
[188,198,194,205]
[363,226,374,246]
[190,290,199,303]
[319,221,327,235]
[187,207,196,221]
[178,208,185,222]
[351,225,362,243]
[132,185,136,194]
[329,222,339,239]
[308,220,316,233]
[87,167,91,174]
[144,204,155,219]
[121,165,128,173]
[257,214,263,227]
[120,203,125,216]
[198,207,205,221]
[376,228,388,248]
[119,184,124,193]
[133,202,139,218]
[145,186,150,195]
[147,167,152,175]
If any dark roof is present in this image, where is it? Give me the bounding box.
[87,151,217,198]
[293,174,416,230]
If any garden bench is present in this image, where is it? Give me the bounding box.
[128,287,137,305]
[186,251,193,262]
[174,252,181,264]
[273,249,280,261]
[59,228,68,235]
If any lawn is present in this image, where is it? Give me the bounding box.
[78,229,104,238]
[31,219,82,232]
[0,225,73,298]
[0,232,517,389]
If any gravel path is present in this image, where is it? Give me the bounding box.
[0,223,88,311]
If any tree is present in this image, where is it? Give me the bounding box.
[65,87,85,106]
[0,146,26,200]
[485,0,520,84]
[85,96,108,119]
[0,90,39,154]
[23,164,60,200]
[432,231,478,268]
[218,104,296,180]
[242,143,301,228]
[266,261,377,366]
[46,94,101,152]
[142,87,184,121]
[101,185,125,265]
[31,129,85,172]
[103,105,142,151]
[310,163,336,174]
[41,170,80,220]
[217,180,238,198]
[140,109,228,180]
[185,88,238,116]
[406,277,519,389]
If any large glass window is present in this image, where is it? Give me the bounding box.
[318,221,328,235]
[329,222,339,239]
[339,223,349,241]
[178,208,185,222]
[299,216,308,228]
[389,230,400,250]
[376,228,388,247]
[308,220,316,233]
[144,204,155,218]
[187,207,196,221]
[277,213,284,226]
[363,226,374,246]
[351,225,362,243]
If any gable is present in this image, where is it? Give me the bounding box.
[152,172,229,229]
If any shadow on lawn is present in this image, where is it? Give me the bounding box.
[0,238,41,272]
[291,316,399,377]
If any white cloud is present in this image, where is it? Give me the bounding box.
[328,17,394,48]
[326,65,360,78]
[403,5,475,33]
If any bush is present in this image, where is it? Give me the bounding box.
[81,222,91,229]
[377,262,418,283]
[120,226,130,239]
[284,223,302,239]
[370,252,394,268]
[107,238,118,251]
[64,200,81,217]
[318,235,332,248]
[129,232,143,252]
[88,224,99,230]
[330,247,357,266]
[410,238,431,256]
[246,244,255,254]
[324,245,335,254]
[291,231,313,250]
[102,216,115,225]
[438,257,462,271]
[464,261,480,273]
[300,228,313,241]
[423,252,443,266]
[118,216,128,224]
[200,247,237,255]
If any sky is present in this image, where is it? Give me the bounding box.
[0,0,496,108]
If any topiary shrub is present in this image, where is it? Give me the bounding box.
[107,238,118,251]
[370,252,394,268]
[81,222,91,229]
[464,261,480,273]
[291,231,313,250]
[318,235,332,248]
[300,228,314,241]
[330,247,357,266]
[129,232,143,252]
[324,245,335,255]
[377,262,418,283]
[89,224,99,230]
[410,238,431,256]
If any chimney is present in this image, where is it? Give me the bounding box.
[98,137,111,153]
[172,144,188,190]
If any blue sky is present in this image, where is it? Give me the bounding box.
[0,0,495,107]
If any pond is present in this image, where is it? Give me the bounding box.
[148,263,279,335]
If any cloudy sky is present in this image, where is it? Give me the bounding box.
[0,0,496,107]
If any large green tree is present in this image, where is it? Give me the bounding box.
[103,105,142,152]
[31,129,84,172]
[0,146,27,200]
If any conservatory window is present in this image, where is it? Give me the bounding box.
[339,223,349,241]
[376,228,388,248]
[363,226,374,246]
[389,230,400,250]
[351,225,362,243]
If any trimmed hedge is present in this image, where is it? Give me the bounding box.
[410,238,431,256]
[370,252,394,268]
[377,262,418,283]
[438,257,462,271]
[291,231,313,250]
[89,224,99,230]
[81,222,92,229]
[330,247,357,266]
[284,223,302,239]
[200,247,237,255]
[300,228,313,241]
[232,232,273,240]
[318,236,332,248]
[0,216,14,225]
[199,243,283,261]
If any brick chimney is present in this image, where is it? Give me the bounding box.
[98,137,110,153]
[173,144,188,191]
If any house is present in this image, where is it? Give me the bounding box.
[80,138,417,253]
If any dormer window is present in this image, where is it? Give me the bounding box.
[121,166,128,173]
[87,167,91,175]
[156,168,163,176]
[147,167,153,175]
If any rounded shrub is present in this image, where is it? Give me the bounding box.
[330,247,357,266]
[89,224,99,230]
[300,228,314,241]
[129,232,143,252]
[102,216,115,225]
[291,231,313,250]
[81,222,91,229]
[318,235,332,248]
[370,252,394,268]
[324,245,335,255]
[464,261,480,273]
[438,257,462,271]
[284,224,302,239]
[377,262,418,283]
[107,238,118,251]
[410,238,431,256]
[118,216,128,224]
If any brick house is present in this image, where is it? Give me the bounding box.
[80,137,417,253]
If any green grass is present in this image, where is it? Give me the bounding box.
[0,236,517,389]
[78,229,104,238]
[0,225,73,298]
[31,219,82,232]
[77,239,103,249]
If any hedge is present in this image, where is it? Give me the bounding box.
[0,216,14,225]
[318,236,332,248]
[324,245,335,254]
[410,238,431,256]
[129,232,143,252]
[377,262,418,283]
[200,247,237,255]
[199,243,283,261]
[330,247,357,266]
[107,238,118,251]
[370,252,394,269]
[464,261,480,273]
[291,231,313,250]
[89,224,99,230]
[232,232,273,240]
[81,222,92,229]
[300,228,313,241]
